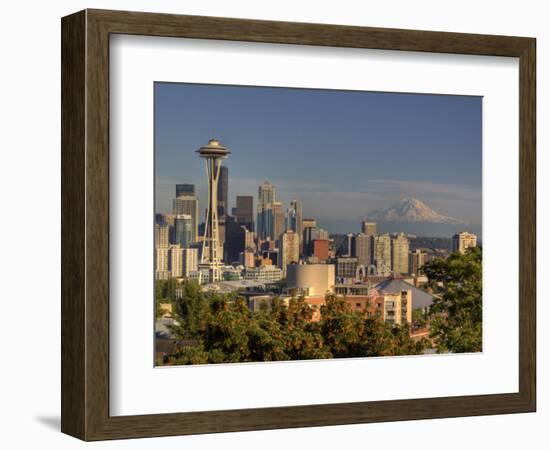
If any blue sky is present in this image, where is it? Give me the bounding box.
[155,82,482,234]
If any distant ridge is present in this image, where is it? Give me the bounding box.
[366,198,468,225]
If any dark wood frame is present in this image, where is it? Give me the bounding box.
[61,8,536,441]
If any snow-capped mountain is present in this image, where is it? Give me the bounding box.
[366,198,468,225]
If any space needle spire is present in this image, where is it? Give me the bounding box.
[196,139,230,284]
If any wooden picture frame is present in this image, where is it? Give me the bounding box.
[61,8,536,441]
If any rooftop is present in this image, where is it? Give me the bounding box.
[374,278,435,309]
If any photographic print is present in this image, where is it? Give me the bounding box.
[154,83,482,366]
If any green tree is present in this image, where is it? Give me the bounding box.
[169,280,209,339]
[163,285,425,365]
[411,308,429,331]
[272,296,331,360]
[361,314,425,356]
[155,278,178,318]
[201,296,254,362]
[319,295,365,358]
[424,247,482,353]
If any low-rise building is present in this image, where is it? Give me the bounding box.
[336,257,358,279]
[286,263,335,297]
[243,265,284,282]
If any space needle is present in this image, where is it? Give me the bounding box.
[196,139,230,284]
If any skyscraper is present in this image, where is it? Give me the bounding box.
[225,216,254,263]
[361,221,377,236]
[257,181,275,240]
[173,194,199,242]
[391,233,410,274]
[280,230,300,274]
[196,138,230,283]
[272,201,285,243]
[235,195,254,229]
[302,218,317,254]
[174,214,193,248]
[175,183,195,197]
[352,233,371,266]
[360,221,376,265]
[452,231,478,254]
[346,233,354,257]
[217,165,228,217]
[311,227,329,241]
[374,233,392,274]
[286,200,303,240]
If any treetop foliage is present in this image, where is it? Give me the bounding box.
[157,246,482,364]
[161,284,424,365]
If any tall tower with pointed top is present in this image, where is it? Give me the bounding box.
[196,139,230,283]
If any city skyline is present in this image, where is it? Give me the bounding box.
[154,84,483,365]
[155,82,482,236]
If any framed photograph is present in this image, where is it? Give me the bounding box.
[61,9,536,441]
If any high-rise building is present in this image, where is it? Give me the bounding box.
[169,246,199,278]
[260,239,275,252]
[183,247,198,276]
[346,233,354,257]
[258,180,275,206]
[172,194,199,243]
[409,249,428,275]
[241,248,255,268]
[244,228,255,250]
[154,223,170,248]
[170,245,184,278]
[352,233,371,266]
[302,218,317,253]
[286,200,303,240]
[155,247,170,280]
[257,181,275,240]
[262,249,279,266]
[160,213,177,244]
[218,216,226,248]
[175,184,195,197]
[217,165,228,217]
[361,221,377,236]
[216,166,229,248]
[280,230,300,274]
[311,239,329,262]
[174,214,193,248]
[391,233,410,274]
[311,227,329,241]
[272,201,285,243]
[225,216,254,263]
[452,231,478,254]
[374,233,392,274]
[235,195,254,229]
[196,139,230,283]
